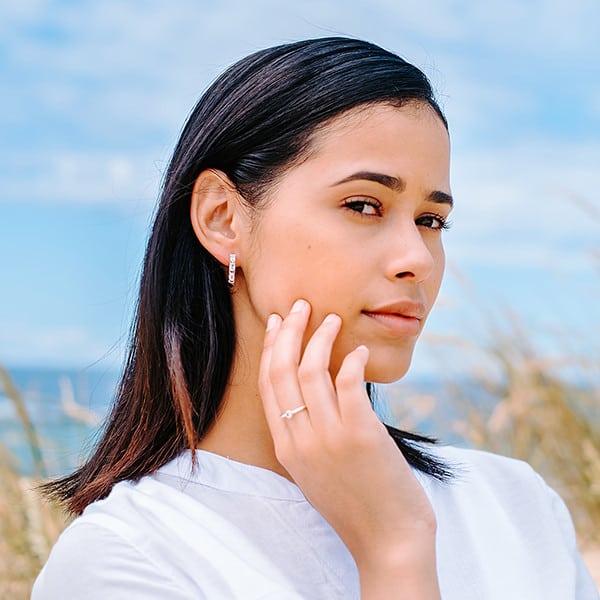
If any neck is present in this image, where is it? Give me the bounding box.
[196,301,290,479]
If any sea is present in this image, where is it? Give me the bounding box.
[0,366,119,476]
[1,366,491,477]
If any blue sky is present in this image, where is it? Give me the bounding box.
[1,0,598,378]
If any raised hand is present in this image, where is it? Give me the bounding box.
[258,299,441,599]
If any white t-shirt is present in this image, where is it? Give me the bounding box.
[32,445,598,599]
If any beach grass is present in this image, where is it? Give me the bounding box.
[0,365,69,600]
[1,316,599,595]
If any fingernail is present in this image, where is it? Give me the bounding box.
[266,314,280,331]
[290,299,308,314]
[324,313,340,324]
[356,345,368,353]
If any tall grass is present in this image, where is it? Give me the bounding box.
[1,314,599,595]
[451,324,600,546]
[0,366,69,600]
[391,302,600,553]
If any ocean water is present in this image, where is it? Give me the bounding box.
[1,366,483,476]
[0,366,119,476]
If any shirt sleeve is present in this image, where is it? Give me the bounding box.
[31,521,200,600]
[537,476,600,599]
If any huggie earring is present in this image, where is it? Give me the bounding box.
[227,253,236,285]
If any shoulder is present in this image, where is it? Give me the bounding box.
[424,445,600,596]
[32,518,197,599]
[427,444,577,547]
[433,444,549,490]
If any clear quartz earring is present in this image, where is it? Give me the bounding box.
[227,253,236,285]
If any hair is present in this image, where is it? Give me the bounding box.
[44,36,451,515]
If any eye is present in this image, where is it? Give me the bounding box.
[342,197,382,216]
[416,213,451,231]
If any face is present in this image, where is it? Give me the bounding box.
[234,102,452,383]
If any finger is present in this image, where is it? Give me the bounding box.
[296,313,342,429]
[334,345,377,426]
[268,299,313,427]
[258,313,288,441]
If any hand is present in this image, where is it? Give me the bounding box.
[258,299,440,599]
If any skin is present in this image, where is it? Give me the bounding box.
[191,102,452,599]
[237,102,450,384]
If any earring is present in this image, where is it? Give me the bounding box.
[227,253,236,285]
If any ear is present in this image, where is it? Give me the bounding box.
[190,169,243,267]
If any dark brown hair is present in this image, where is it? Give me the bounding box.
[44,36,451,514]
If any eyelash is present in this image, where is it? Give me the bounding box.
[416,213,452,231]
[342,199,451,231]
[342,198,383,217]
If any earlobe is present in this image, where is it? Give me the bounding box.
[190,169,241,267]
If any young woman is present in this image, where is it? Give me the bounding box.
[32,37,597,599]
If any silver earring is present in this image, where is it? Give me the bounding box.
[227,253,236,285]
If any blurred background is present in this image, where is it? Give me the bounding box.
[0,0,598,596]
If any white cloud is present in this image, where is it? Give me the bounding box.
[1,0,598,372]
[445,136,600,269]
[2,0,596,145]
[1,0,598,259]
[372,0,600,58]
[2,150,163,208]
[0,321,124,367]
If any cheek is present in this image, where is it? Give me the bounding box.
[245,227,345,317]
[423,241,445,303]
[432,246,446,293]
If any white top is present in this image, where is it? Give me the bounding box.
[32,446,598,599]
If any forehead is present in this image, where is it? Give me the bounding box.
[298,102,451,181]
[317,100,441,130]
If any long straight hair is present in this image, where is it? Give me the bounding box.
[44,37,451,515]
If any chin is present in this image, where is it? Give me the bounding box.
[364,351,413,384]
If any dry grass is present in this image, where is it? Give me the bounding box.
[0,366,70,600]
[391,314,600,588]
[452,335,600,546]
[2,315,599,594]
[0,448,69,600]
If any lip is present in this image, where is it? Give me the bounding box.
[362,300,426,337]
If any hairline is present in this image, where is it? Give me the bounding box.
[246,98,447,218]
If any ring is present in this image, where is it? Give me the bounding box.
[280,405,308,419]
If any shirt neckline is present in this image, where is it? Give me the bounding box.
[156,449,307,502]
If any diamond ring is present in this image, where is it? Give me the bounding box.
[280,405,308,419]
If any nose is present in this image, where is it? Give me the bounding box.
[385,223,436,283]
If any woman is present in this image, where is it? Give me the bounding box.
[32,37,597,599]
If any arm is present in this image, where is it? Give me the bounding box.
[259,300,440,599]
[31,521,197,600]
[356,545,440,600]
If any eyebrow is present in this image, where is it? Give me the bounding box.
[331,170,454,207]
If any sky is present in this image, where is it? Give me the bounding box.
[0,0,598,380]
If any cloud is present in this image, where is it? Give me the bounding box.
[0,320,125,367]
[1,0,597,372]
[1,0,598,264]
[1,150,164,208]
[3,0,598,121]
[374,0,600,58]
[446,137,600,267]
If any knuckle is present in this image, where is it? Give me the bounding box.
[335,369,357,391]
[297,361,319,382]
